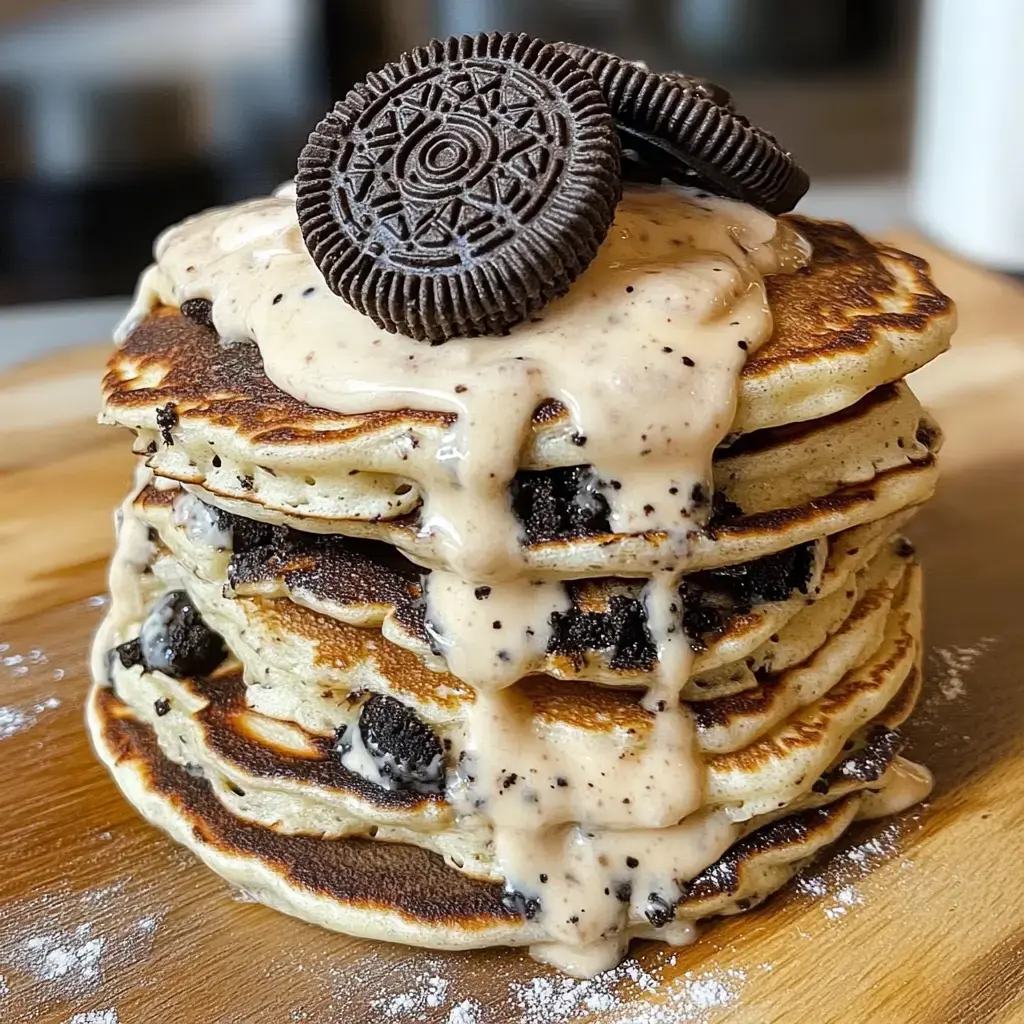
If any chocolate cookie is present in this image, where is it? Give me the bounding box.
[179,298,214,328]
[555,46,733,110]
[297,32,621,343]
[557,43,808,214]
[120,590,227,680]
[335,694,446,794]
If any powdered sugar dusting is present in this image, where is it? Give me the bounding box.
[64,1010,119,1024]
[504,959,761,1024]
[0,873,171,1017]
[19,924,106,984]
[509,959,658,1021]
[822,887,864,921]
[917,636,997,727]
[315,947,769,1024]
[373,975,451,1019]
[930,638,997,702]
[0,639,67,739]
[0,695,61,739]
[792,813,923,926]
[447,999,482,1023]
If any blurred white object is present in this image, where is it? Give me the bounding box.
[0,298,127,369]
[797,175,909,234]
[911,0,1024,269]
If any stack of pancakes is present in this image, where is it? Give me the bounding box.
[88,33,954,978]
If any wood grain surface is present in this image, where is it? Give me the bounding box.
[1,236,1023,1024]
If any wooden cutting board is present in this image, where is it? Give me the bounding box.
[2,235,1024,1024]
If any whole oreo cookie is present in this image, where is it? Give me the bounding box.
[556,44,808,214]
[297,33,621,342]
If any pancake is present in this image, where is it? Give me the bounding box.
[98,510,921,852]
[136,478,913,694]
[103,310,930,530]
[741,218,953,432]
[170,448,937,579]
[692,543,912,753]
[104,627,917,855]
[104,637,910,868]
[88,676,923,964]
[138,520,917,726]
[704,566,920,818]
[101,220,952,501]
[101,300,940,577]
[713,381,931,515]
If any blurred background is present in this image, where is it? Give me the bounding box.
[0,0,1015,364]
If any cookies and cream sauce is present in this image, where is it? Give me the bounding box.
[117,182,931,975]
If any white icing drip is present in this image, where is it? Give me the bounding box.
[531,912,700,978]
[424,572,571,691]
[496,811,736,950]
[448,685,711,957]
[642,572,695,713]
[858,757,934,819]
[273,178,297,200]
[450,690,702,831]
[529,934,630,979]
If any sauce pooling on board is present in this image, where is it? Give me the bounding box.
[119,183,930,975]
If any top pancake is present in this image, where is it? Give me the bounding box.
[99,215,949,577]
[102,217,952,464]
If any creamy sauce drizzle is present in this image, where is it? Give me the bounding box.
[172,490,232,550]
[493,810,736,950]
[451,690,703,831]
[858,756,934,819]
[642,572,695,714]
[424,573,571,691]
[116,182,877,975]
[448,685,711,969]
[118,183,807,585]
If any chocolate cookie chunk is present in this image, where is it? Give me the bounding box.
[180,298,214,328]
[557,43,808,214]
[510,465,611,543]
[297,32,621,342]
[548,591,656,672]
[139,590,227,679]
[680,540,816,650]
[353,694,446,793]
